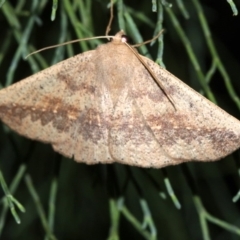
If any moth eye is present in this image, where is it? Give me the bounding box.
[121,35,133,44]
[121,35,128,43]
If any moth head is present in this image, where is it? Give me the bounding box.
[110,30,132,45]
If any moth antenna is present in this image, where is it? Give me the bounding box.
[132,29,165,48]
[25,35,115,59]
[123,41,176,110]
[105,0,114,37]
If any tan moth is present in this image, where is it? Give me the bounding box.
[1,29,240,168]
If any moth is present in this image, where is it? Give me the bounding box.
[1,31,240,168]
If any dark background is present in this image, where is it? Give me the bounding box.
[1,0,240,239]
